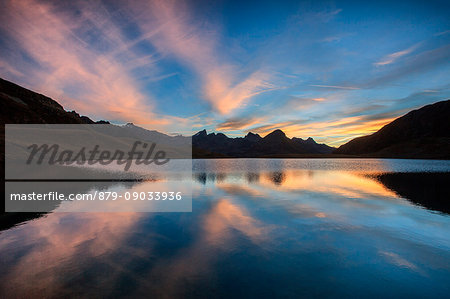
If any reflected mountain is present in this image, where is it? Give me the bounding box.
[193,172,228,185]
[246,172,260,184]
[269,171,285,185]
[371,172,450,214]
[191,159,450,215]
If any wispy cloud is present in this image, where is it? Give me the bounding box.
[374,43,420,66]
[365,44,450,87]
[131,0,278,115]
[246,115,396,146]
[0,0,173,127]
[434,29,450,36]
[0,0,278,129]
[309,9,343,23]
[250,88,450,146]
[216,116,267,131]
[309,84,360,90]
[1,0,448,142]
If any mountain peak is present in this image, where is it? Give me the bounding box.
[293,136,317,144]
[194,129,208,137]
[265,129,286,139]
[306,137,316,144]
[245,132,262,141]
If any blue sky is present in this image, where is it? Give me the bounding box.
[1,0,449,145]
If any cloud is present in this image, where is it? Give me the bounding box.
[309,84,360,90]
[216,116,267,131]
[0,0,282,129]
[374,43,420,66]
[304,8,343,23]
[245,121,298,136]
[434,29,450,36]
[1,0,448,142]
[366,44,450,88]
[250,88,450,146]
[243,114,396,146]
[0,0,174,127]
[321,36,342,43]
[320,32,352,43]
[130,0,278,115]
[276,96,329,113]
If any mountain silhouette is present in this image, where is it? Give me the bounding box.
[292,137,335,154]
[334,100,450,159]
[3,77,447,159]
[192,128,335,157]
[0,77,338,158]
[0,78,108,125]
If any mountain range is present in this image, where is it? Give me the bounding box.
[193,129,335,157]
[1,77,449,159]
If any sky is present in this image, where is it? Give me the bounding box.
[1,0,449,146]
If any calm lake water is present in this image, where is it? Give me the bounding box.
[1,159,450,298]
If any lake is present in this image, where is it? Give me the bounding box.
[1,159,450,298]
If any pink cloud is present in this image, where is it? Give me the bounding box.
[129,0,278,115]
[0,0,174,127]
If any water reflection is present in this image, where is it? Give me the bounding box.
[1,159,450,298]
[372,172,450,214]
[1,180,143,230]
[196,169,398,199]
[0,212,144,298]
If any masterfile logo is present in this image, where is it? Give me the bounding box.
[4,124,192,213]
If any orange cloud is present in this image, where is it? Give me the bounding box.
[246,115,395,146]
[0,0,180,129]
[374,43,420,66]
[131,0,278,115]
[216,116,267,131]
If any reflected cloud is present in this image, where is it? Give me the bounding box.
[258,170,398,199]
[132,198,270,297]
[193,162,402,221]
[0,212,144,298]
[217,183,263,197]
[204,199,268,245]
[1,159,450,297]
[379,251,422,274]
